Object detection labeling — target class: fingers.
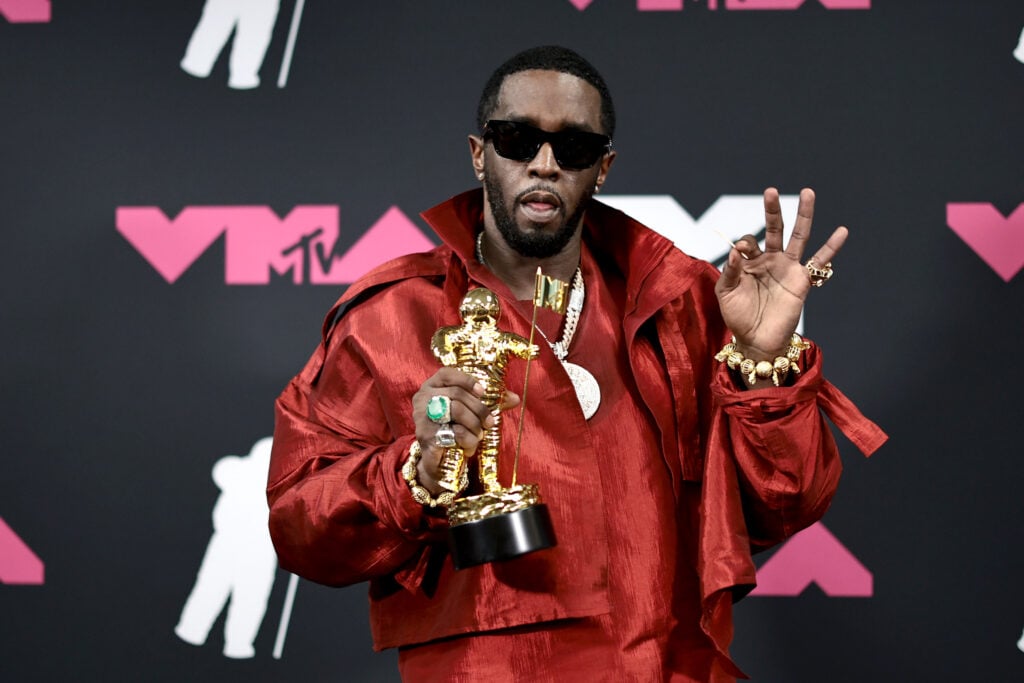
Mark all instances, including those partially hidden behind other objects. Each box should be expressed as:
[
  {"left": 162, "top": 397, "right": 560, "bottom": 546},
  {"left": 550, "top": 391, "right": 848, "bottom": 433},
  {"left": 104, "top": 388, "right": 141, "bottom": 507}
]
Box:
[
  {"left": 412, "top": 368, "right": 495, "bottom": 453},
  {"left": 716, "top": 232, "right": 761, "bottom": 293},
  {"left": 718, "top": 188, "right": 847, "bottom": 297},
  {"left": 785, "top": 188, "right": 815, "bottom": 260},
  {"left": 807, "top": 225, "right": 849, "bottom": 267},
  {"left": 763, "top": 187, "right": 784, "bottom": 253},
  {"left": 422, "top": 366, "right": 480, "bottom": 393},
  {"left": 734, "top": 235, "right": 762, "bottom": 260},
  {"left": 716, "top": 243, "right": 748, "bottom": 292}
]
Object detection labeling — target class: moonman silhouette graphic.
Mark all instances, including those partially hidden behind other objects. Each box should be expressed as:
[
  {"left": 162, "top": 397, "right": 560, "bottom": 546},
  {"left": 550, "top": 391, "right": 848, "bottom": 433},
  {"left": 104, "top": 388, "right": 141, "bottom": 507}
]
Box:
[
  {"left": 180, "top": 0, "right": 281, "bottom": 89},
  {"left": 175, "top": 437, "right": 278, "bottom": 658}
]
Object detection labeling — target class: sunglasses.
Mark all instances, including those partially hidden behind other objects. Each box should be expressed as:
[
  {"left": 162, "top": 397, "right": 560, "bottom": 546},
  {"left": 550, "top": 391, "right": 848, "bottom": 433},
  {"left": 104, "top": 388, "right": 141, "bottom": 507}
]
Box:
[{"left": 483, "top": 120, "right": 612, "bottom": 171}]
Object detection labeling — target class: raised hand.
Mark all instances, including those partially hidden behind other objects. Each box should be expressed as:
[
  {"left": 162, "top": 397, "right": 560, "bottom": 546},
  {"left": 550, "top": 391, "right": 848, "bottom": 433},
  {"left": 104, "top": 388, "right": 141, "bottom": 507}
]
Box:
[{"left": 714, "top": 187, "right": 848, "bottom": 363}]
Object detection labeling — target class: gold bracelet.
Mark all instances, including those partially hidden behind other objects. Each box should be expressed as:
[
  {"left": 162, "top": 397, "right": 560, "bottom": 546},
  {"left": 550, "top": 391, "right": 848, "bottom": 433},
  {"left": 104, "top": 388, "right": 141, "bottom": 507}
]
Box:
[
  {"left": 401, "top": 441, "right": 455, "bottom": 508},
  {"left": 714, "top": 334, "right": 811, "bottom": 386}
]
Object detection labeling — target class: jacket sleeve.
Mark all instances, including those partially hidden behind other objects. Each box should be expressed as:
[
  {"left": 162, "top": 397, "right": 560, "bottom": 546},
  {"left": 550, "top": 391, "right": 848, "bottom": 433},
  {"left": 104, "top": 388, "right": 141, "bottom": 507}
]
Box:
[
  {"left": 709, "top": 342, "right": 887, "bottom": 550},
  {"left": 266, "top": 307, "right": 446, "bottom": 589}
]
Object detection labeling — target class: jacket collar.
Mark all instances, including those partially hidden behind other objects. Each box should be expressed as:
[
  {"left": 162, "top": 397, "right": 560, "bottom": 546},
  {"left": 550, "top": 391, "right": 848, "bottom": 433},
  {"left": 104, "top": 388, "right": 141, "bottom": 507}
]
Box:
[{"left": 419, "top": 189, "right": 700, "bottom": 319}]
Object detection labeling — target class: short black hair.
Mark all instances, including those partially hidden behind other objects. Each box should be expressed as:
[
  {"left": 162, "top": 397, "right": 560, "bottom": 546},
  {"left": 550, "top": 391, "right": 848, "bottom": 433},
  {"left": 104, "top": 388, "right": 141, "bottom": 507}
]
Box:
[{"left": 476, "top": 46, "right": 616, "bottom": 138}]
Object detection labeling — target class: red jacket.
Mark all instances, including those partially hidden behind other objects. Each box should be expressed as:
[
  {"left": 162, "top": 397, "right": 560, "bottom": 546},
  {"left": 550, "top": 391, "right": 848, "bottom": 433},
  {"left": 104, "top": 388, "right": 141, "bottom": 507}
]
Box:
[{"left": 267, "top": 190, "right": 886, "bottom": 677}]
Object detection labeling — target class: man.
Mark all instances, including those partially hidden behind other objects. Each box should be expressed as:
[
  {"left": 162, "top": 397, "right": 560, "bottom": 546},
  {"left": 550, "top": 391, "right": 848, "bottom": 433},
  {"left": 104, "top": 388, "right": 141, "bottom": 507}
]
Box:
[{"left": 267, "top": 46, "right": 885, "bottom": 682}]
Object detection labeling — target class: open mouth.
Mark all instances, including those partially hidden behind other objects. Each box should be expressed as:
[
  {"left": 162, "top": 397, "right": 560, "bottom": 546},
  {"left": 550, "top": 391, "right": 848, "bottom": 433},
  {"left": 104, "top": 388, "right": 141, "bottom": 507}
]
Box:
[{"left": 518, "top": 190, "right": 562, "bottom": 223}]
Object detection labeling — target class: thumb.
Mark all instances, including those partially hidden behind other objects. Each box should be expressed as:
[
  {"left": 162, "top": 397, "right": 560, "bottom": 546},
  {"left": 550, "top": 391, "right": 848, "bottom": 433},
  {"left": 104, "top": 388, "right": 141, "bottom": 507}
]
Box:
[
  {"left": 717, "top": 247, "right": 745, "bottom": 293},
  {"left": 500, "top": 390, "right": 521, "bottom": 411}
]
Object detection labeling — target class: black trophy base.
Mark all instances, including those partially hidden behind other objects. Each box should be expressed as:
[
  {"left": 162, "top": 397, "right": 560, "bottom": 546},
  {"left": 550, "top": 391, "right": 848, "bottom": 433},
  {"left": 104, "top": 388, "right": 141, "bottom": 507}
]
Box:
[{"left": 447, "top": 504, "right": 556, "bottom": 570}]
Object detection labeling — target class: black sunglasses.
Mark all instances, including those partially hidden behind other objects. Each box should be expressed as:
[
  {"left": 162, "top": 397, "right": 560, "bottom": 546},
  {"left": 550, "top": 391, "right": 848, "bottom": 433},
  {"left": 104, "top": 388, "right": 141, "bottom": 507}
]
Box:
[{"left": 483, "top": 120, "right": 612, "bottom": 171}]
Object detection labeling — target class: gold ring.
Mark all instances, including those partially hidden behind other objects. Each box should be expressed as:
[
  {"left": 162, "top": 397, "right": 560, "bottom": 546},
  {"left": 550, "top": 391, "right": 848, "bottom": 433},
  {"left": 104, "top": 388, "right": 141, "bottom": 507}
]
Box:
[{"left": 805, "top": 259, "right": 834, "bottom": 287}]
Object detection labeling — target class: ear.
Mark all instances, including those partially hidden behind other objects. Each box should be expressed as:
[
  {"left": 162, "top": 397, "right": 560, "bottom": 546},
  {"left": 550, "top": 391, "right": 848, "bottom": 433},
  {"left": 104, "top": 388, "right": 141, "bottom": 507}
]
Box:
[
  {"left": 595, "top": 150, "right": 616, "bottom": 192},
  {"left": 468, "top": 134, "right": 486, "bottom": 181}
]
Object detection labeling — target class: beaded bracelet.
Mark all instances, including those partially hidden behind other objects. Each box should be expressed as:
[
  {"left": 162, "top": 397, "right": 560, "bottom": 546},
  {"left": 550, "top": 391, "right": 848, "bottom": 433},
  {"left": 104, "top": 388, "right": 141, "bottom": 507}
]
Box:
[
  {"left": 401, "top": 441, "right": 456, "bottom": 508},
  {"left": 714, "top": 334, "right": 811, "bottom": 386}
]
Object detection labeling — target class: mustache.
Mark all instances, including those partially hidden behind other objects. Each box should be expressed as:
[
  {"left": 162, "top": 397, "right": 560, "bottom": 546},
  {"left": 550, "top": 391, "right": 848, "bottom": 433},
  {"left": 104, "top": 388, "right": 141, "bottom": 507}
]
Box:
[{"left": 515, "top": 184, "right": 566, "bottom": 207}]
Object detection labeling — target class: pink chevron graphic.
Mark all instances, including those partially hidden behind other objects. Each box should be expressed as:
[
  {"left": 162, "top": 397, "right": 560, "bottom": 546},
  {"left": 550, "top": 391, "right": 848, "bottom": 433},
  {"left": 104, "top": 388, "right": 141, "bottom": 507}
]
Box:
[
  {"left": 0, "top": 0, "right": 50, "bottom": 22},
  {"left": 0, "top": 517, "right": 44, "bottom": 585},
  {"left": 117, "top": 207, "right": 227, "bottom": 284},
  {"left": 947, "top": 203, "right": 1024, "bottom": 282},
  {"left": 750, "top": 522, "right": 872, "bottom": 597},
  {"left": 567, "top": 0, "right": 595, "bottom": 9},
  {"left": 329, "top": 206, "right": 435, "bottom": 282}
]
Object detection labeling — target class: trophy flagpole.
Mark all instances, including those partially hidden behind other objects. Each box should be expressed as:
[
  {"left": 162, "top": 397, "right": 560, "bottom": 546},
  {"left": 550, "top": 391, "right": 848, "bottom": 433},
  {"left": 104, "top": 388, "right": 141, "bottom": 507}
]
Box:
[
  {"left": 276, "top": 0, "right": 306, "bottom": 88},
  {"left": 511, "top": 267, "right": 570, "bottom": 487},
  {"left": 511, "top": 268, "right": 543, "bottom": 488},
  {"left": 272, "top": 572, "right": 299, "bottom": 659}
]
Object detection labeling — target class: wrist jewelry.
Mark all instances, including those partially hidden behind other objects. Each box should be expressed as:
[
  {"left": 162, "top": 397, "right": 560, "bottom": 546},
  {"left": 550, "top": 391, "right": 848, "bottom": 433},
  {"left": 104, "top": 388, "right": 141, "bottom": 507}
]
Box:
[
  {"left": 714, "top": 334, "right": 811, "bottom": 386},
  {"left": 401, "top": 441, "right": 455, "bottom": 508}
]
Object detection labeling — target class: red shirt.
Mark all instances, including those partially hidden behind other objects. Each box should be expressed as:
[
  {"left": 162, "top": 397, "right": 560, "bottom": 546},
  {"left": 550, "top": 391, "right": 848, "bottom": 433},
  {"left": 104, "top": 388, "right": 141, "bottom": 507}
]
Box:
[{"left": 267, "top": 190, "right": 887, "bottom": 681}]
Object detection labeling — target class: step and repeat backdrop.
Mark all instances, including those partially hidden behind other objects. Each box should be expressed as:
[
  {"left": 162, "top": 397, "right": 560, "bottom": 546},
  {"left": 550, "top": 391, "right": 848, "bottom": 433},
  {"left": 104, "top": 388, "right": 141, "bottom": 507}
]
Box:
[{"left": 2, "top": 1, "right": 1023, "bottom": 681}]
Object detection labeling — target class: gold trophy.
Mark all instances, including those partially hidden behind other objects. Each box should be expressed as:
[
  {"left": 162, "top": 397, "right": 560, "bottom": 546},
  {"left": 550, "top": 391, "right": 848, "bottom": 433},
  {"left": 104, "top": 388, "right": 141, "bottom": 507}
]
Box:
[{"left": 429, "top": 272, "right": 568, "bottom": 569}]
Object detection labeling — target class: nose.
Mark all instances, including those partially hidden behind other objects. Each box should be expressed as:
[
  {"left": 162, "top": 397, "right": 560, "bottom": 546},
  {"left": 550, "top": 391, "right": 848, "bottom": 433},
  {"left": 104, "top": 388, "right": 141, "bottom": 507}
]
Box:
[{"left": 526, "top": 142, "right": 560, "bottom": 180}]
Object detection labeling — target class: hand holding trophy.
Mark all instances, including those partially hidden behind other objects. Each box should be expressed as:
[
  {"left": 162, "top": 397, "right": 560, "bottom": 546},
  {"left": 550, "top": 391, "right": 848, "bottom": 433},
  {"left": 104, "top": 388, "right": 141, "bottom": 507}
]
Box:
[{"left": 427, "top": 273, "right": 568, "bottom": 569}]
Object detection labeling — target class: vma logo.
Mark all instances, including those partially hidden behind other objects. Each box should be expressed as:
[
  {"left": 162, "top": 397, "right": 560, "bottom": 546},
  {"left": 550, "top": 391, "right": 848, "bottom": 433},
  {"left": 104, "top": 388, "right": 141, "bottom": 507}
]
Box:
[
  {"left": 0, "top": 0, "right": 50, "bottom": 22},
  {"left": 569, "top": 0, "right": 869, "bottom": 12},
  {"left": 946, "top": 202, "right": 1024, "bottom": 282},
  {"left": 116, "top": 205, "right": 434, "bottom": 285}
]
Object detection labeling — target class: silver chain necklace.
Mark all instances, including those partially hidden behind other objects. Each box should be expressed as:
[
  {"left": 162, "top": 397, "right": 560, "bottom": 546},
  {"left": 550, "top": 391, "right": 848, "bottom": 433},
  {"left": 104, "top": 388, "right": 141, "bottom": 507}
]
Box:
[{"left": 475, "top": 231, "right": 601, "bottom": 419}]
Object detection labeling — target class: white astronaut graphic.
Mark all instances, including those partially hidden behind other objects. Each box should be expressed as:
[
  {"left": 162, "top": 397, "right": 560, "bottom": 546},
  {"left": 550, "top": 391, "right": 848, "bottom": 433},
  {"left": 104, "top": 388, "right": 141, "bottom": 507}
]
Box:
[
  {"left": 175, "top": 437, "right": 279, "bottom": 659},
  {"left": 1014, "top": 27, "right": 1024, "bottom": 64},
  {"left": 180, "top": 0, "right": 282, "bottom": 89}
]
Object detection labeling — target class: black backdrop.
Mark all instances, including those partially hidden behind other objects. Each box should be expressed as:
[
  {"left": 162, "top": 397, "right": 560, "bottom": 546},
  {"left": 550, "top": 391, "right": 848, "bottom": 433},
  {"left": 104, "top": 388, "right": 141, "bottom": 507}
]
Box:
[{"left": 2, "top": 1, "right": 1024, "bottom": 681}]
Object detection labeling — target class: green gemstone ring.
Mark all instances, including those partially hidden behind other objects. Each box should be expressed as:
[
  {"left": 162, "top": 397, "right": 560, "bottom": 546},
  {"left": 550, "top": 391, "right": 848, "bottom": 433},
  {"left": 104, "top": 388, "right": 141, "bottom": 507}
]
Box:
[{"left": 426, "top": 395, "right": 451, "bottom": 424}]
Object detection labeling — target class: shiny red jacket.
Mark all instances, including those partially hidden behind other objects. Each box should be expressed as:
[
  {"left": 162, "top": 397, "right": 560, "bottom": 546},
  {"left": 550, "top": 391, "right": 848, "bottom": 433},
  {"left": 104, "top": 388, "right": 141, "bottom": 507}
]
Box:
[{"left": 267, "top": 190, "right": 886, "bottom": 676}]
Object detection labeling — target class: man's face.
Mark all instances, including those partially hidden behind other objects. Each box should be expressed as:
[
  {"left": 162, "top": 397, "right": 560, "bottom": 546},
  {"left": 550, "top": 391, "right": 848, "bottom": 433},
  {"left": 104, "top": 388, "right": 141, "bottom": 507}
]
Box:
[{"left": 470, "top": 70, "right": 615, "bottom": 259}]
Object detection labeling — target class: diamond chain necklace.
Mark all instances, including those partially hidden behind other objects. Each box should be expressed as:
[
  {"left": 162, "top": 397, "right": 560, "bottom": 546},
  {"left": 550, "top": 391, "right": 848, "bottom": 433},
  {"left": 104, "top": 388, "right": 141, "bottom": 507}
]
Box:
[{"left": 475, "top": 231, "right": 584, "bottom": 360}]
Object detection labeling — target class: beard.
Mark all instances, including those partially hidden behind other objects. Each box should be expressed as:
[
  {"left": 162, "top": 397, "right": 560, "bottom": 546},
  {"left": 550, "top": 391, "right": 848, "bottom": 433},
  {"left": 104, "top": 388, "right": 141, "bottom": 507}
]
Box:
[{"left": 483, "top": 172, "right": 593, "bottom": 259}]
